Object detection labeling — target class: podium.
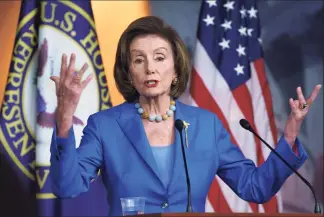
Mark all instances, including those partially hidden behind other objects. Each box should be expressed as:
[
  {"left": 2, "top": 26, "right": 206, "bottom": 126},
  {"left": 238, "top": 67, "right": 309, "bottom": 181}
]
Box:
[{"left": 118, "top": 213, "right": 323, "bottom": 217}]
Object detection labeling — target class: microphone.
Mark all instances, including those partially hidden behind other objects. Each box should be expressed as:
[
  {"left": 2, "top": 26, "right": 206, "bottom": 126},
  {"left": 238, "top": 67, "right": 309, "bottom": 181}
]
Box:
[
  {"left": 239, "top": 118, "right": 321, "bottom": 214},
  {"left": 175, "top": 119, "right": 193, "bottom": 212}
]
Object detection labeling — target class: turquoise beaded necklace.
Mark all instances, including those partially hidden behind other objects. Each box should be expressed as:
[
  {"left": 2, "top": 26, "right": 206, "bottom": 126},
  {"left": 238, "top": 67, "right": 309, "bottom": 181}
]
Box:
[{"left": 135, "top": 100, "right": 176, "bottom": 122}]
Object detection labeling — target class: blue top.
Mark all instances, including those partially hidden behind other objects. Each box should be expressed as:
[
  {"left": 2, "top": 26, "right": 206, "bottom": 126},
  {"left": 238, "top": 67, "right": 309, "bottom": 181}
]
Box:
[
  {"left": 151, "top": 144, "right": 175, "bottom": 189},
  {"left": 50, "top": 100, "right": 308, "bottom": 216}
]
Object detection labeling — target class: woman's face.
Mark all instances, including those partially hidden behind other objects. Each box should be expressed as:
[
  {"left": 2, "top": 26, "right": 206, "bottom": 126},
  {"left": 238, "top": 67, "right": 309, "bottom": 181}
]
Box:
[{"left": 129, "top": 34, "right": 176, "bottom": 99}]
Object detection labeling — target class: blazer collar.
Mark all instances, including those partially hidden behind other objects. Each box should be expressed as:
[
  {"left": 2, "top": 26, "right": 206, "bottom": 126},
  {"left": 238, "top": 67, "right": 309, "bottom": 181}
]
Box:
[{"left": 116, "top": 100, "right": 197, "bottom": 190}]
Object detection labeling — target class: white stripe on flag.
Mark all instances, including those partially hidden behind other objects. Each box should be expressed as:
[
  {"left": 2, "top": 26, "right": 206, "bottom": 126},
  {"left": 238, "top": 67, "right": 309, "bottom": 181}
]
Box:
[
  {"left": 249, "top": 62, "right": 282, "bottom": 212},
  {"left": 205, "top": 196, "right": 215, "bottom": 213},
  {"left": 247, "top": 63, "right": 274, "bottom": 157},
  {"left": 193, "top": 40, "right": 258, "bottom": 164},
  {"left": 216, "top": 176, "right": 253, "bottom": 212},
  {"left": 192, "top": 40, "right": 259, "bottom": 212}
]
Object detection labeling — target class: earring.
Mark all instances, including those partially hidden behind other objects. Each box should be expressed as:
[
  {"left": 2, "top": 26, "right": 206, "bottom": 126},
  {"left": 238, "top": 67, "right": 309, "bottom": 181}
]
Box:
[
  {"left": 172, "top": 77, "right": 178, "bottom": 85},
  {"left": 126, "top": 79, "right": 133, "bottom": 85}
]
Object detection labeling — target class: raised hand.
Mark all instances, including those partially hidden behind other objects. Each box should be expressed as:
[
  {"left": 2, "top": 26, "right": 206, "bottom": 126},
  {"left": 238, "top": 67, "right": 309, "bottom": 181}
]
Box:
[
  {"left": 50, "top": 53, "right": 93, "bottom": 137},
  {"left": 284, "top": 85, "right": 322, "bottom": 146}
]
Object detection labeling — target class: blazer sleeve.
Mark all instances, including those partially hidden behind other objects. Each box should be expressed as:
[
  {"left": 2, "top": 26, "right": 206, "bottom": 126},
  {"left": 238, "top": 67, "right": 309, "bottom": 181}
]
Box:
[
  {"left": 50, "top": 114, "right": 104, "bottom": 198},
  {"left": 214, "top": 115, "right": 308, "bottom": 203}
]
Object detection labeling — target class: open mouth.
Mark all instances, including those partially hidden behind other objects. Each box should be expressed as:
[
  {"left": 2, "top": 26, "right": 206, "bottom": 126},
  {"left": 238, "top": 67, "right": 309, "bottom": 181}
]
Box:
[
  {"left": 145, "top": 80, "right": 159, "bottom": 87},
  {"left": 145, "top": 80, "right": 158, "bottom": 85}
]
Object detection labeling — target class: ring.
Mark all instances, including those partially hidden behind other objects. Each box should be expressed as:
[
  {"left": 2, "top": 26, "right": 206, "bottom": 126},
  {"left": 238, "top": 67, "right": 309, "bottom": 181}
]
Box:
[
  {"left": 300, "top": 103, "right": 308, "bottom": 109},
  {"left": 74, "top": 76, "right": 81, "bottom": 84}
]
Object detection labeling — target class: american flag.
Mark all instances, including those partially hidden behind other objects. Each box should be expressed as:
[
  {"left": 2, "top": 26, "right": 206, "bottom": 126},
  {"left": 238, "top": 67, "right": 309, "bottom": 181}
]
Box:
[{"left": 183, "top": 0, "right": 281, "bottom": 213}]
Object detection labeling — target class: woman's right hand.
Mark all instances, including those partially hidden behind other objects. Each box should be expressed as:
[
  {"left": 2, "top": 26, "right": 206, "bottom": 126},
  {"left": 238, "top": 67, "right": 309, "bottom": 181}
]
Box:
[{"left": 50, "top": 53, "right": 93, "bottom": 137}]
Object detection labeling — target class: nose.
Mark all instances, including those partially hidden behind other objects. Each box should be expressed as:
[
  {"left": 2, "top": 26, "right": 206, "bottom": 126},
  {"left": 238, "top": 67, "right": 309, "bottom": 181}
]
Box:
[
  {"left": 146, "top": 59, "right": 155, "bottom": 75},
  {"left": 146, "top": 69, "right": 154, "bottom": 75}
]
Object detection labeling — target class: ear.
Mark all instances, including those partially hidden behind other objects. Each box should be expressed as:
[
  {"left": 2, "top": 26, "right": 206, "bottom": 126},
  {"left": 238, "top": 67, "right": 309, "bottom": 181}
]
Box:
[
  {"left": 127, "top": 71, "right": 134, "bottom": 84},
  {"left": 128, "top": 70, "right": 133, "bottom": 79},
  {"left": 172, "top": 71, "right": 177, "bottom": 80}
]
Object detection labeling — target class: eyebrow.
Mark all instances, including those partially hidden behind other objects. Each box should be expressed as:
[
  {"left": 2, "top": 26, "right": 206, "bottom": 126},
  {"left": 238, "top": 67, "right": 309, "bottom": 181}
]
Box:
[
  {"left": 154, "top": 47, "right": 168, "bottom": 52},
  {"left": 130, "top": 47, "right": 168, "bottom": 53}
]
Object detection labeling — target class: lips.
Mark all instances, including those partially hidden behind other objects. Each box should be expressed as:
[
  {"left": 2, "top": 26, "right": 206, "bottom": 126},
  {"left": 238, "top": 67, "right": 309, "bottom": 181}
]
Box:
[
  {"left": 145, "top": 80, "right": 157, "bottom": 84},
  {"left": 144, "top": 80, "right": 159, "bottom": 87}
]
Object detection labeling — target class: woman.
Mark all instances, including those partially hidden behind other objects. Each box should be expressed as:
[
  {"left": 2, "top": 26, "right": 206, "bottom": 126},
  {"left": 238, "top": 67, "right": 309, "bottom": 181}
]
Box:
[{"left": 50, "top": 16, "right": 321, "bottom": 216}]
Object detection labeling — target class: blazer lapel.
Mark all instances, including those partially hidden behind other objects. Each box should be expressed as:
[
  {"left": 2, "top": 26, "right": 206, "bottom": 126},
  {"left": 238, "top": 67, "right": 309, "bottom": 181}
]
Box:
[
  {"left": 168, "top": 101, "right": 196, "bottom": 193},
  {"left": 116, "top": 104, "right": 161, "bottom": 181},
  {"left": 115, "top": 101, "right": 197, "bottom": 193}
]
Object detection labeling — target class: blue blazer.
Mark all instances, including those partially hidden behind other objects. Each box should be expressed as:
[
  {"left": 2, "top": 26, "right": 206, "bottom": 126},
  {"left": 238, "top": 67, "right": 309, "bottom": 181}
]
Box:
[{"left": 50, "top": 100, "right": 307, "bottom": 216}]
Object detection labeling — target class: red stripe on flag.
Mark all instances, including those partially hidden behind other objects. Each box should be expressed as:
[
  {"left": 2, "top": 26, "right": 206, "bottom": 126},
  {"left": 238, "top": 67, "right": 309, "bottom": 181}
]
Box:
[
  {"left": 232, "top": 84, "right": 278, "bottom": 212},
  {"left": 231, "top": 85, "right": 264, "bottom": 166},
  {"left": 253, "top": 59, "right": 278, "bottom": 144},
  {"left": 253, "top": 59, "right": 279, "bottom": 212},
  {"left": 190, "top": 68, "right": 232, "bottom": 213},
  {"left": 232, "top": 84, "right": 278, "bottom": 213},
  {"left": 190, "top": 68, "right": 258, "bottom": 213},
  {"left": 190, "top": 69, "right": 237, "bottom": 145},
  {"left": 208, "top": 177, "right": 232, "bottom": 213}
]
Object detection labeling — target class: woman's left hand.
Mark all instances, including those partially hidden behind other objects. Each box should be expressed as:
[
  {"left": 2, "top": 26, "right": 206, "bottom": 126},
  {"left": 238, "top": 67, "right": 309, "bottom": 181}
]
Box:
[{"left": 284, "top": 85, "right": 322, "bottom": 147}]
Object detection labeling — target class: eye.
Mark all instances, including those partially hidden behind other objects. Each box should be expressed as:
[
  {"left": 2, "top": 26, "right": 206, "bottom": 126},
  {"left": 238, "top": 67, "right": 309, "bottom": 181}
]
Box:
[
  {"left": 156, "top": 56, "right": 165, "bottom": 62},
  {"left": 134, "top": 58, "right": 144, "bottom": 64}
]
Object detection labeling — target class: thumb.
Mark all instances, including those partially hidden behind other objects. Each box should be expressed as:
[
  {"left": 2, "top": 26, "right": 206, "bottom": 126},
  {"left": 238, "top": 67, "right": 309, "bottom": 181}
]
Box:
[
  {"left": 50, "top": 76, "right": 60, "bottom": 84},
  {"left": 50, "top": 76, "right": 60, "bottom": 95}
]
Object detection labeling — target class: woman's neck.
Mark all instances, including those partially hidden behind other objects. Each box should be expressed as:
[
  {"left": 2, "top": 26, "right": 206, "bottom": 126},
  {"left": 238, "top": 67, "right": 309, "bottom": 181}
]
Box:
[{"left": 139, "top": 95, "right": 171, "bottom": 115}]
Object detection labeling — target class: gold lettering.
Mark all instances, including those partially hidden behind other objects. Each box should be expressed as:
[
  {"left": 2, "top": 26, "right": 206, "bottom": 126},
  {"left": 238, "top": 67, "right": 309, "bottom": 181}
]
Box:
[
  {"left": 2, "top": 104, "right": 20, "bottom": 120},
  {"left": 29, "top": 160, "right": 36, "bottom": 170},
  {"left": 4, "top": 89, "right": 20, "bottom": 104},
  {"left": 6, "top": 118, "right": 24, "bottom": 138},
  {"left": 92, "top": 50, "right": 104, "bottom": 70},
  {"left": 36, "top": 169, "right": 50, "bottom": 190},
  {"left": 98, "top": 71, "right": 107, "bottom": 87},
  {"left": 10, "top": 25, "right": 37, "bottom": 74},
  {"left": 40, "top": 2, "right": 57, "bottom": 23},
  {"left": 60, "top": 11, "right": 77, "bottom": 32},
  {"left": 13, "top": 25, "right": 37, "bottom": 61},
  {"left": 13, "top": 133, "right": 35, "bottom": 157},
  {"left": 7, "top": 72, "right": 22, "bottom": 88},
  {"left": 80, "top": 29, "right": 98, "bottom": 55},
  {"left": 100, "top": 88, "right": 110, "bottom": 110},
  {"left": 14, "top": 38, "right": 33, "bottom": 61},
  {"left": 24, "top": 24, "right": 38, "bottom": 46},
  {"left": 98, "top": 71, "right": 111, "bottom": 110},
  {"left": 11, "top": 56, "right": 26, "bottom": 74},
  {"left": 100, "top": 88, "right": 110, "bottom": 102},
  {"left": 101, "top": 100, "right": 110, "bottom": 110}
]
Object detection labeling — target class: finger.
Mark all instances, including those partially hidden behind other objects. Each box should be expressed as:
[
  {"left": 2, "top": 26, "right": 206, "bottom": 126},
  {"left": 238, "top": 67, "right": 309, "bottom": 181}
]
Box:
[
  {"left": 76, "top": 63, "right": 89, "bottom": 80},
  {"left": 296, "top": 86, "right": 306, "bottom": 105},
  {"left": 66, "top": 53, "right": 76, "bottom": 82},
  {"left": 289, "top": 98, "right": 298, "bottom": 112},
  {"left": 60, "top": 54, "right": 67, "bottom": 82},
  {"left": 50, "top": 76, "right": 60, "bottom": 84},
  {"left": 294, "top": 99, "right": 300, "bottom": 110},
  {"left": 81, "top": 73, "right": 93, "bottom": 89},
  {"left": 307, "top": 84, "right": 322, "bottom": 106},
  {"left": 50, "top": 76, "right": 60, "bottom": 96}
]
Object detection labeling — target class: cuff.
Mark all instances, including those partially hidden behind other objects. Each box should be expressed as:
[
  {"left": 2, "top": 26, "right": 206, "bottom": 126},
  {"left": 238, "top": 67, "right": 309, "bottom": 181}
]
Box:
[
  {"left": 51, "top": 125, "right": 76, "bottom": 160},
  {"left": 275, "top": 135, "right": 308, "bottom": 170}
]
